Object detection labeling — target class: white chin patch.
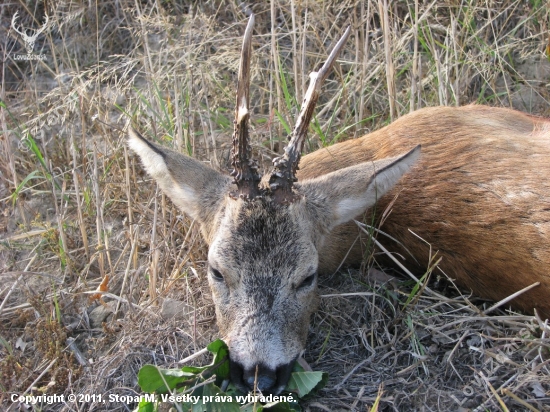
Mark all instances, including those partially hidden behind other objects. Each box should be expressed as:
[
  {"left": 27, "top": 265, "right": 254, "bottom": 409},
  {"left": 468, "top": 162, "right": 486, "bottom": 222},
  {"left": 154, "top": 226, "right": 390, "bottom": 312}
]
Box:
[{"left": 230, "top": 336, "right": 294, "bottom": 370}]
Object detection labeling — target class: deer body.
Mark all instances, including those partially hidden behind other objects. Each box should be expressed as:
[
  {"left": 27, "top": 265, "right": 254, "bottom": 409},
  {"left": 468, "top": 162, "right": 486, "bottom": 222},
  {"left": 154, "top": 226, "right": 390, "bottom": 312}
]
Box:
[
  {"left": 129, "top": 16, "right": 550, "bottom": 396},
  {"left": 299, "top": 105, "right": 550, "bottom": 317}
]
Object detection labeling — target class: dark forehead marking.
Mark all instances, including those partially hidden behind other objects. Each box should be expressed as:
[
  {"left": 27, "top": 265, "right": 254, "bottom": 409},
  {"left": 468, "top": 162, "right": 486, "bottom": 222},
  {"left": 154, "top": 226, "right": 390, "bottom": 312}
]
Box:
[{"left": 228, "top": 199, "right": 303, "bottom": 271}]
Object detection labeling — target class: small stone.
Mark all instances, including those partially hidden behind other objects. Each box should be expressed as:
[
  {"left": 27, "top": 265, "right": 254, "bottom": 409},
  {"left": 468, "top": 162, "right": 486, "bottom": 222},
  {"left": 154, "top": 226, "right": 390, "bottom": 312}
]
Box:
[
  {"left": 161, "top": 298, "right": 192, "bottom": 320},
  {"left": 89, "top": 302, "right": 116, "bottom": 328}
]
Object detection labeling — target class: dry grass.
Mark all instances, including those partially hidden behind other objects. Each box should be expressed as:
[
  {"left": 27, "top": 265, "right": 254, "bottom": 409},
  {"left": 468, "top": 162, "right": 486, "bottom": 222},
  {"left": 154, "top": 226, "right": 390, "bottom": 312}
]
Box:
[{"left": 1, "top": 0, "right": 549, "bottom": 411}]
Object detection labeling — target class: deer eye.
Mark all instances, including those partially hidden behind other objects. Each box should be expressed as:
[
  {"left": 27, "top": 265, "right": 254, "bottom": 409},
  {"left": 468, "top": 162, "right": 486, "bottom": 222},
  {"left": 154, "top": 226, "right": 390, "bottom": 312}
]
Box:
[
  {"left": 297, "top": 272, "right": 317, "bottom": 291},
  {"left": 209, "top": 267, "right": 224, "bottom": 282}
]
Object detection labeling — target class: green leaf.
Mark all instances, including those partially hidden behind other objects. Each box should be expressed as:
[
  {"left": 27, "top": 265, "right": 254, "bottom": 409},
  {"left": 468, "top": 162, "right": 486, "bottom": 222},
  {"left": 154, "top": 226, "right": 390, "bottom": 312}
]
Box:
[
  {"left": 206, "top": 339, "right": 226, "bottom": 354},
  {"left": 274, "top": 109, "right": 292, "bottom": 135},
  {"left": 134, "top": 400, "right": 156, "bottom": 412},
  {"left": 207, "top": 339, "right": 230, "bottom": 379},
  {"left": 137, "top": 340, "right": 322, "bottom": 412},
  {"left": 137, "top": 365, "right": 196, "bottom": 393},
  {"left": 0, "top": 335, "right": 13, "bottom": 356},
  {"left": 223, "top": 382, "right": 244, "bottom": 397},
  {"left": 11, "top": 170, "right": 44, "bottom": 206},
  {"left": 23, "top": 133, "right": 48, "bottom": 171},
  {"left": 202, "top": 383, "right": 241, "bottom": 412},
  {"left": 262, "top": 401, "right": 299, "bottom": 411},
  {"left": 285, "top": 371, "right": 328, "bottom": 398},
  {"left": 239, "top": 404, "right": 263, "bottom": 412},
  {"left": 181, "top": 365, "right": 210, "bottom": 374}
]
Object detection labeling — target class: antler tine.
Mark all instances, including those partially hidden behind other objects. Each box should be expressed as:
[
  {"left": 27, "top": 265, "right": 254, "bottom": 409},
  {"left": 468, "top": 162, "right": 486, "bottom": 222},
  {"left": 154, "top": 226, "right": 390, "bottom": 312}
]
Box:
[
  {"left": 11, "top": 12, "right": 25, "bottom": 37},
  {"left": 230, "top": 14, "right": 262, "bottom": 200},
  {"left": 269, "top": 26, "right": 351, "bottom": 204},
  {"left": 35, "top": 14, "right": 49, "bottom": 35}
]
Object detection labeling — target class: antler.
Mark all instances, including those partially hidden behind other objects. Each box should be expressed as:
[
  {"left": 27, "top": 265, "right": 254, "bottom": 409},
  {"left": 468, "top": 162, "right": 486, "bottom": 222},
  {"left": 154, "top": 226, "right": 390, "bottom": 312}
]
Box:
[
  {"left": 11, "top": 12, "right": 49, "bottom": 37},
  {"left": 269, "top": 26, "right": 351, "bottom": 204},
  {"left": 11, "top": 12, "right": 26, "bottom": 37},
  {"left": 230, "top": 14, "right": 262, "bottom": 200},
  {"left": 34, "top": 14, "right": 49, "bottom": 36}
]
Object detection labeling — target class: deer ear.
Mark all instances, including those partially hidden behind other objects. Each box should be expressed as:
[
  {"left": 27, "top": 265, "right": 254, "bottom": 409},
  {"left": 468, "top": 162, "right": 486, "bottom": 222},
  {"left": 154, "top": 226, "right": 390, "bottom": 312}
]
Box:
[
  {"left": 127, "top": 128, "right": 232, "bottom": 225},
  {"left": 297, "top": 145, "right": 420, "bottom": 231}
]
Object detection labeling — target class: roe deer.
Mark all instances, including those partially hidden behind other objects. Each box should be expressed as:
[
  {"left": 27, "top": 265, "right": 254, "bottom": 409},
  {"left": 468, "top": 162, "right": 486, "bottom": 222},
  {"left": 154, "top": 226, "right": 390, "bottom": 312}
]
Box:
[{"left": 128, "top": 15, "right": 550, "bottom": 394}]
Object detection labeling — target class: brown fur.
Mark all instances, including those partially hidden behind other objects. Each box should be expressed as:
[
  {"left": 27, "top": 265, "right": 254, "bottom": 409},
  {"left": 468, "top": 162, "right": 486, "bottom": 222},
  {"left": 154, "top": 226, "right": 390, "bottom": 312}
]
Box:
[
  {"left": 128, "top": 126, "right": 419, "bottom": 394},
  {"left": 299, "top": 105, "right": 550, "bottom": 318}
]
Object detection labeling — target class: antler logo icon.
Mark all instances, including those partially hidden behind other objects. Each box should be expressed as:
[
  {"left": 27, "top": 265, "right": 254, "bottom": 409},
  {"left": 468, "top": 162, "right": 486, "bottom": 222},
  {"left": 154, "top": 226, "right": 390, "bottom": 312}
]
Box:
[{"left": 11, "top": 12, "right": 49, "bottom": 54}]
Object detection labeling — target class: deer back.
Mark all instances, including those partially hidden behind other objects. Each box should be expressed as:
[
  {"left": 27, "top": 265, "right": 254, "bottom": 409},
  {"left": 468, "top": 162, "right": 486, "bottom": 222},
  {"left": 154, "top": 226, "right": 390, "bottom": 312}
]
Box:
[{"left": 299, "top": 104, "right": 550, "bottom": 318}]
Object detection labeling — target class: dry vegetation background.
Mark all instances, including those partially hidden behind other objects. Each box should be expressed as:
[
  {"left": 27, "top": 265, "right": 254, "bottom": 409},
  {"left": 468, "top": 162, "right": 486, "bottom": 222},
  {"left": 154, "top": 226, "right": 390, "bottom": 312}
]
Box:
[{"left": 1, "top": 0, "right": 550, "bottom": 411}]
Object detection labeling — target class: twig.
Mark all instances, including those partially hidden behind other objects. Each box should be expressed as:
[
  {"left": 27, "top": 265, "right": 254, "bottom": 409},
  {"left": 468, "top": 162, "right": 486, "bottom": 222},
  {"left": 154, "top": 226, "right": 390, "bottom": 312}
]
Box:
[
  {"left": 23, "top": 358, "right": 57, "bottom": 395},
  {"left": 177, "top": 348, "right": 208, "bottom": 365},
  {"left": 0, "top": 253, "right": 37, "bottom": 315},
  {"left": 66, "top": 337, "right": 89, "bottom": 368},
  {"left": 501, "top": 389, "right": 541, "bottom": 412},
  {"left": 483, "top": 282, "right": 540, "bottom": 315}
]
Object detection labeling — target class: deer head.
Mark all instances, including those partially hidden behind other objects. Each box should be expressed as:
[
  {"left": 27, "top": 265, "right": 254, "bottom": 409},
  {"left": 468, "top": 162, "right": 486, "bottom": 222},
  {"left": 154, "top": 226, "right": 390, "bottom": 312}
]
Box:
[
  {"left": 128, "top": 15, "right": 420, "bottom": 394},
  {"left": 11, "top": 12, "right": 49, "bottom": 54}
]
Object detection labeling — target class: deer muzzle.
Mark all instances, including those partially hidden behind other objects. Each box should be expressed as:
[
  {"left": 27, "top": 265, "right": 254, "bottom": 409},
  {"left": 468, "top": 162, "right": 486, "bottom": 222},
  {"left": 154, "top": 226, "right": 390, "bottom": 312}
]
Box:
[{"left": 229, "top": 357, "right": 296, "bottom": 395}]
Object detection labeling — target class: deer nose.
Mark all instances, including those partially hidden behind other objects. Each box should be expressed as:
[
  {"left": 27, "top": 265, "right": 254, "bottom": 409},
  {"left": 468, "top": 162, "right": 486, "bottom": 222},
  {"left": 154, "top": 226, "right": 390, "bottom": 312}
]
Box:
[
  {"left": 230, "top": 358, "right": 296, "bottom": 395},
  {"left": 243, "top": 366, "right": 276, "bottom": 392}
]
